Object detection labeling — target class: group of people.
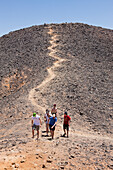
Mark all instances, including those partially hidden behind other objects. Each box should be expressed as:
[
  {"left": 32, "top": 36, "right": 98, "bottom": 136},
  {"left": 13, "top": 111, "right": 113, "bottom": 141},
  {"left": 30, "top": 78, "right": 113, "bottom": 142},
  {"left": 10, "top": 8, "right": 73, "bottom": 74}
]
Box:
[{"left": 31, "top": 104, "right": 71, "bottom": 140}]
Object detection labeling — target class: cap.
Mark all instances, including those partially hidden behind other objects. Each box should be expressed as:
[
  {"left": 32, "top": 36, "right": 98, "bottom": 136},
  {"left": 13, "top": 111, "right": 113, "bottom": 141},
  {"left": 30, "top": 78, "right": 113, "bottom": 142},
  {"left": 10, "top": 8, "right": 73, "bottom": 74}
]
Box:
[
  {"left": 64, "top": 112, "right": 67, "bottom": 115},
  {"left": 52, "top": 114, "right": 56, "bottom": 117},
  {"left": 33, "top": 112, "right": 36, "bottom": 117},
  {"left": 53, "top": 104, "right": 56, "bottom": 106}
]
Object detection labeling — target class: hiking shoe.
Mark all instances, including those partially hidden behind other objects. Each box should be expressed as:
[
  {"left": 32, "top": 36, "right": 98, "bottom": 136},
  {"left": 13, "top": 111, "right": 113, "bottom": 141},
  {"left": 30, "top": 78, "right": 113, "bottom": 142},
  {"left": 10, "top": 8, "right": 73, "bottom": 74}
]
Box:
[{"left": 62, "top": 133, "right": 66, "bottom": 137}]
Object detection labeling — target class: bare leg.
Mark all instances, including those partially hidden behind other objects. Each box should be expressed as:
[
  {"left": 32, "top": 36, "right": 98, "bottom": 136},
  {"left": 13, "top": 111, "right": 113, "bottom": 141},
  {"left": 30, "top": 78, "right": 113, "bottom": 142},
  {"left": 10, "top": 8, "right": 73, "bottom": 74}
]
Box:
[
  {"left": 50, "top": 130, "right": 52, "bottom": 138},
  {"left": 67, "top": 130, "right": 69, "bottom": 138},
  {"left": 46, "top": 123, "right": 49, "bottom": 135},
  {"left": 50, "top": 130, "right": 54, "bottom": 139},
  {"left": 64, "top": 129, "right": 66, "bottom": 134},
  {"left": 37, "top": 130, "right": 39, "bottom": 139},
  {"left": 63, "top": 127, "right": 66, "bottom": 136},
  {"left": 32, "top": 129, "right": 34, "bottom": 138},
  {"left": 52, "top": 130, "right": 54, "bottom": 139}
]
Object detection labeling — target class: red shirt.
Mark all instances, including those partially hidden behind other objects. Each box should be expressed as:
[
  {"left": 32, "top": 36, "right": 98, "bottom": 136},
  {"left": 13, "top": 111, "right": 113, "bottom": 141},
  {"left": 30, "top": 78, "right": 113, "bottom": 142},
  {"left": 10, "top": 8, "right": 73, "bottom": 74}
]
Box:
[{"left": 64, "top": 115, "right": 71, "bottom": 125}]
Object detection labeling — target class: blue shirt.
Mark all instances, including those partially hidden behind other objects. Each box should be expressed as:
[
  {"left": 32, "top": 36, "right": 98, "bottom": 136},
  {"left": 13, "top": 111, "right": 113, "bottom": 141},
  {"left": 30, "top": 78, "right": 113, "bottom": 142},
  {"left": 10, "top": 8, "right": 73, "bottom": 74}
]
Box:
[{"left": 49, "top": 117, "right": 57, "bottom": 126}]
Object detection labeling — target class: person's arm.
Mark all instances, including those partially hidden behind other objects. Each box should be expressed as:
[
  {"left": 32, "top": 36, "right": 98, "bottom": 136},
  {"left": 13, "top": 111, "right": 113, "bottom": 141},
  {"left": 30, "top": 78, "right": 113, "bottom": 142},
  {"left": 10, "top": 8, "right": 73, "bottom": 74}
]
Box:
[
  {"left": 55, "top": 108, "right": 57, "bottom": 117},
  {"left": 56, "top": 108, "right": 57, "bottom": 113},
  {"left": 52, "top": 122, "right": 57, "bottom": 128},
  {"left": 48, "top": 113, "right": 51, "bottom": 118},
  {"left": 44, "top": 115, "right": 46, "bottom": 122},
  {"left": 51, "top": 118, "right": 57, "bottom": 128},
  {"left": 40, "top": 118, "right": 42, "bottom": 127},
  {"left": 47, "top": 117, "right": 50, "bottom": 124},
  {"left": 68, "top": 117, "right": 71, "bottom": 125}
]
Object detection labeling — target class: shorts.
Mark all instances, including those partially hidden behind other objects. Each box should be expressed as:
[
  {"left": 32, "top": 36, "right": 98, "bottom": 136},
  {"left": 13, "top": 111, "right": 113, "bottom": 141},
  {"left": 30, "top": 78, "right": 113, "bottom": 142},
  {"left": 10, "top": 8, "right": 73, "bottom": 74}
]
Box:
[
  {"left": 49, "top": 124, "right": 55, "bottom": 131},
  {"left": 63, "top": 124, "right": 69, "bottom": 131},
  {"left": 32, "top": 124, "right": 40, "bottom": 131}
]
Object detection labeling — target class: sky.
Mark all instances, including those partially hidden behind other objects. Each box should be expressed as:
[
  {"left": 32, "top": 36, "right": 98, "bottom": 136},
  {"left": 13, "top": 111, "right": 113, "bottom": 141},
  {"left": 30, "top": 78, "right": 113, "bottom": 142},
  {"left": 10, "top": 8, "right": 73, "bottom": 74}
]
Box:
[{"left": 0, "top": 0, "right": 113, "bottom": 36}]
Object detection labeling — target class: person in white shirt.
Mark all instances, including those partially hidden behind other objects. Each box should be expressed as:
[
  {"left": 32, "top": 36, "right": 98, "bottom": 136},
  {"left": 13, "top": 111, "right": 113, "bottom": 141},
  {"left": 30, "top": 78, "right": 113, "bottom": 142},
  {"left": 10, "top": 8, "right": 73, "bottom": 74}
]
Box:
[
  {"left": 44, "top": 109, "right": 50, "bottom": 136},
  {"left": 31, "top": 112, "right": 41, "bottom": 139}
]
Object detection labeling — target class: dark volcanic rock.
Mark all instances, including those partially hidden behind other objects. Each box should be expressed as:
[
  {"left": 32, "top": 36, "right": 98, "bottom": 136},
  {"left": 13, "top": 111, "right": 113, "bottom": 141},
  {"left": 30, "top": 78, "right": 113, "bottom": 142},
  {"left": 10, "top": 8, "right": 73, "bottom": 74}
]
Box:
[
  {"left": 40, "top": 23, "right": 113, "bottom": 134},
  {"left": 0, "top": 24, "right": 55, "bottom": 137},
  {"left": 0, "top": 23, "right": 113, "bottom": 160}
]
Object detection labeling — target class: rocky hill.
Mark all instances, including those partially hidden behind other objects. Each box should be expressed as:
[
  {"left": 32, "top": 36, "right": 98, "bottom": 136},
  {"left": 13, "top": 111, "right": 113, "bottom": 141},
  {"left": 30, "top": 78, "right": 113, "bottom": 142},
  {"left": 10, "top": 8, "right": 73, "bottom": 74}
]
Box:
[{"left": 0, "top": 23, "right": 113, "bottom": 169}]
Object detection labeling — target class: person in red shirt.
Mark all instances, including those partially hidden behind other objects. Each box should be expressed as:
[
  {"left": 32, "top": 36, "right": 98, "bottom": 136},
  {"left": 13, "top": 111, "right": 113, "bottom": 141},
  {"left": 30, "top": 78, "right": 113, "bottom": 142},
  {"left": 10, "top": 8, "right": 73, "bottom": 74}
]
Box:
[{"left": 63, "top": 112, "right": 71, "bottom": 138}]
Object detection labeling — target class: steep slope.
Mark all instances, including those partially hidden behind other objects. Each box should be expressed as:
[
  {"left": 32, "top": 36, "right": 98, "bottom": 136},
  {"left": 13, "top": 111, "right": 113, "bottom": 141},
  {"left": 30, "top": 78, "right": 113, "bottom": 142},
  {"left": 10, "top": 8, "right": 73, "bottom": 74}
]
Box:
[
  {"left": 0, "top": 24, "right": 55, "bottom": 136},
  {"left": 37, "top": 23, "right": 113, "bottom": 134},
  {"left": 0, "top": 23, "right": 113, "bottom": 169},
  {"left": 27, "top": 23, "right": 113, "bottom": 134}
]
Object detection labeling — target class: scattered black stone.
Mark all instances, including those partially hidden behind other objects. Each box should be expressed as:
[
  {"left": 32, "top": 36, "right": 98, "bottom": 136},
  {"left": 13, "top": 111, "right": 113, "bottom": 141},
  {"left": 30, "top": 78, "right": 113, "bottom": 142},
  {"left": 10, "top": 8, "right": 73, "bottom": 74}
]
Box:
[
  {"left": 47, "top": 160, "right": 52, "bottom": 163},
  {"left": 42, "top": 164, "right": 46, "bottom": 168}
]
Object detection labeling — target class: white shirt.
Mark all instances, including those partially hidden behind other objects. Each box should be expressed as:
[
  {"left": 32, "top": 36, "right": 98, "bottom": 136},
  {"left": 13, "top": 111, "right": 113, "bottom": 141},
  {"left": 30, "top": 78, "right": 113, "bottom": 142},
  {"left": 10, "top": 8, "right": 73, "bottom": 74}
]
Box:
[
  {"left": 45, "top": 113, "right": 50, "bottom": 123},
  {"left": 32, "top": 115, "right": 40, "bottom": 125}
]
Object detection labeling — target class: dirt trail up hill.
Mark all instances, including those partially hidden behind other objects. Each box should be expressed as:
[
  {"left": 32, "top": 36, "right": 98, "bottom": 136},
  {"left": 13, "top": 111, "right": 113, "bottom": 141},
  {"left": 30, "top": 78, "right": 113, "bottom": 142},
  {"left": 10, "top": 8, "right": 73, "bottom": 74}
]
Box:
[
  {"left": 29, "top": 27, "right": 66, "bottom": 113},
  {"left": 0, "top": 24, "right": 113, "bottom": 169}
]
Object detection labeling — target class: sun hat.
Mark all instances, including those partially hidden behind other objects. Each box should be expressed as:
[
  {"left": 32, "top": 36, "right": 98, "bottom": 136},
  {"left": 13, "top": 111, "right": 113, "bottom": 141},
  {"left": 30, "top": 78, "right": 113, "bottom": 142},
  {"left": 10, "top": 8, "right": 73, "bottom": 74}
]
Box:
[{"left": 33, "top": 112, "right": 36, "bottom": 117}]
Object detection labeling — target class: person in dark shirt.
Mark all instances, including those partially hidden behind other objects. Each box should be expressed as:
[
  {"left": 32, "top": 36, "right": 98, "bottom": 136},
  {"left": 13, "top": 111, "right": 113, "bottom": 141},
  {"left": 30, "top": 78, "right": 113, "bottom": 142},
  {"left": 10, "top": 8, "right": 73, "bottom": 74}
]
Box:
[{"left": 63, "top": 112, "right": 71, "bottom": 138}]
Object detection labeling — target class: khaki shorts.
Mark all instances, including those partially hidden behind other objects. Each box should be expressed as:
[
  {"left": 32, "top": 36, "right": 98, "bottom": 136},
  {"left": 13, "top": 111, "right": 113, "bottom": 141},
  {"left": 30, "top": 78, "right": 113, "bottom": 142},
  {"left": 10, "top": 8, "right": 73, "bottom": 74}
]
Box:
[{"left": 32, "top": 124, "right": 40, "bottom": 131}]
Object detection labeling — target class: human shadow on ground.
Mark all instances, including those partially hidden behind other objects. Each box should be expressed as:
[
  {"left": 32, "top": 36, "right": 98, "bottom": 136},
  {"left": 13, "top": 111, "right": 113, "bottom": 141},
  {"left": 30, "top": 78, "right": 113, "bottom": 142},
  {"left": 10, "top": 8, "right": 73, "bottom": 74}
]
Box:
[
  {"left": 41, "top": 134, "right": 49, "bottom": 137},
  {"left": 41, "top": 130, "right": 46, "bottom": 133}
]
